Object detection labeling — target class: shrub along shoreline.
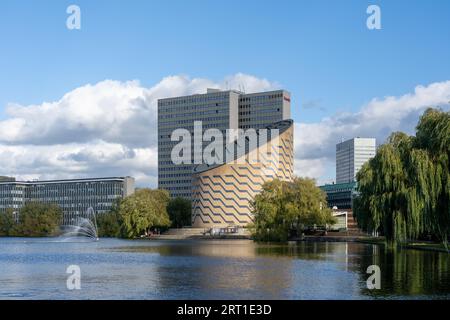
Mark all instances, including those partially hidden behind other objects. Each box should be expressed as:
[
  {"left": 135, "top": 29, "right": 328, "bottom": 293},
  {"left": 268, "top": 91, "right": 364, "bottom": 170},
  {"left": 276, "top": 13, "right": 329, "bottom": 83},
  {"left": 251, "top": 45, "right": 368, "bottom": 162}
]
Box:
[{"left": 0, "top": 189, "right": 193, "bottom": 239}]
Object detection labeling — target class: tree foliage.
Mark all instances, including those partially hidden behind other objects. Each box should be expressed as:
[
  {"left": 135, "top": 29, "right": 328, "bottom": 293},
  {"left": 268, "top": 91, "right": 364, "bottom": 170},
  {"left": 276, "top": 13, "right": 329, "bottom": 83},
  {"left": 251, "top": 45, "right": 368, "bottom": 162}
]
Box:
[
  {"left": 0, "top": 209, "right": 17, "bottom": 236},
  {"left": 0, "top": 202, "right": 62, "bottom": 237},
  {"left": 97, "top": 199, "right": 122, "bottom": 237},
  {"left": 354, "top": 108, "right": 450, "bottom": 245},
  {"left": 18, "top": 202, "right": 62, "bottom": 236},
  {"left": 251, "top": 177, "right": 336, "bottom": 242},
  {"left": 167, "top": 197, "right": 192, "bottom": 228},
  {"left": 118, "top": 188, "right": 171, "bottom": 238}
]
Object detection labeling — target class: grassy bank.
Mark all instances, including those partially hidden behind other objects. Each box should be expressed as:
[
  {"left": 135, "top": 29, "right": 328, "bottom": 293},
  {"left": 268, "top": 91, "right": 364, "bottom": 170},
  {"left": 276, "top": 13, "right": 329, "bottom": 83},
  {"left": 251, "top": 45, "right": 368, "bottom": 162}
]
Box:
[{"left": 356, "top": 237, "right": 450, "bottom": 253}]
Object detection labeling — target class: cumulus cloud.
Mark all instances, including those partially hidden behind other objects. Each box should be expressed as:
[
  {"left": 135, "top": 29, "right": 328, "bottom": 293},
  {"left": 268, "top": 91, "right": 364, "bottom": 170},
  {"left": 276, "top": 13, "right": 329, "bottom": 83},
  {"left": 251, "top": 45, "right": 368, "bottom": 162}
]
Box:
[
  {"left": 294, "top": 81, "right": 450, "bottom": 184},
  {"left": 1, "top": 73, "right": 449, "bottom": 187},
  {"left": 0, "top": 73, "right": 278, "bottom": 186}
]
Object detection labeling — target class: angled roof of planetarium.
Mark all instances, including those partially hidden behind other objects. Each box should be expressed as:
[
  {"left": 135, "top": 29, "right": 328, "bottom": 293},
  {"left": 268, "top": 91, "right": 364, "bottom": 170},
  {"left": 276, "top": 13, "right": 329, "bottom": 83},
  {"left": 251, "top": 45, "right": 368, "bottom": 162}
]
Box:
[{"left": 193, "top": 119, "right": 293, "bottom": 174}]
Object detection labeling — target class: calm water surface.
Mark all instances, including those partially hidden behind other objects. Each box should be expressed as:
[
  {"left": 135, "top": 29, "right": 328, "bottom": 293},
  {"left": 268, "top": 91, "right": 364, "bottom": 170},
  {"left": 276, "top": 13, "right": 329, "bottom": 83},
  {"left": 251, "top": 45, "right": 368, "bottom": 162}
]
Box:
[{"left": 0, "top": 238, "right": 449, "bottom": 300}]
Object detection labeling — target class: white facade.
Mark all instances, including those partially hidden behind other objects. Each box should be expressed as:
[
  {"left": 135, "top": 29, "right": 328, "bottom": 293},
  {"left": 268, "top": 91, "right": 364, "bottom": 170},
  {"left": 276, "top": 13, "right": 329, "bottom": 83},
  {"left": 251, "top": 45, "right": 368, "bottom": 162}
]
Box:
[{"left": 336, "top": 138, "right": 376, "bottom": 184}]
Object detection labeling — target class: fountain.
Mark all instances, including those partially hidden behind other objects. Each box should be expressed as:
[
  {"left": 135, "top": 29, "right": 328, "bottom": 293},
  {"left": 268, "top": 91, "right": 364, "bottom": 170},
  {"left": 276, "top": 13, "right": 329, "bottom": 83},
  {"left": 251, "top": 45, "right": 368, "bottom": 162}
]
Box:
[{"left": 60, "top": 207, "right": 99, "bottom": 241}]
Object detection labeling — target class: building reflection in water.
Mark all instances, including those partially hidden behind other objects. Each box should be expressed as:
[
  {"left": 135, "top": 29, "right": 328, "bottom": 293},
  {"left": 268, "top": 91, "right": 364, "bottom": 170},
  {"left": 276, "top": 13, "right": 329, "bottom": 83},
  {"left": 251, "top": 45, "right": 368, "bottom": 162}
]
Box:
[
  {"left": 114, "top": 240, "right": 450, "bottom": 299},
  {"left": 356, "top": 244, "right": 450, "bottom": 298},
  {"left": 120, "top": 240, "right": 364, "bottom": 299}
]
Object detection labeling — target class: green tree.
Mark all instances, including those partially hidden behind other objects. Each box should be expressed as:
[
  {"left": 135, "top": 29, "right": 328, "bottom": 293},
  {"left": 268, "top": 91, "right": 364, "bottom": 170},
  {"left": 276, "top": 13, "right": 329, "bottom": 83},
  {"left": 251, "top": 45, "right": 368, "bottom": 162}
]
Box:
[
  {"left": 167, "top": 197, "right": 192, "bottom": 228},
  {"left": 0, "top": 209, "right": 18, "bottom": 236},
  {"left": 16, "top": 202, "right": 62, "bottom": 237},
  {"left": 97, "top": 199, "right": 122, "bottom": 237},
  {"left": 251, "top": 177, "right": 336, "bottom": 242},
  {"left": 289, "top": 177, "right": 337, "bottom": 229},
  {"left": 119, "top": 188, "right": 171, "bottom": 238},
  {"left": 413, "top": 108, "right": 450, "bottom": 244},
  {"left": 354, "top": 108, "right": 450, "bottom": 245}
]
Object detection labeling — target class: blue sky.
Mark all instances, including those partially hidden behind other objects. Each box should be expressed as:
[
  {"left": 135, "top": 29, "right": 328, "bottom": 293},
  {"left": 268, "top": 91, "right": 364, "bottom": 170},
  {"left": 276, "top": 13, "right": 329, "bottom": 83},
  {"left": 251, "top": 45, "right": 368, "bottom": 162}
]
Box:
[
  {"left": 2, "top": 0, "right": 449, "bottom": 120},
  {"left": 0, "top": 0, "right": 449, "bottom": 185}
]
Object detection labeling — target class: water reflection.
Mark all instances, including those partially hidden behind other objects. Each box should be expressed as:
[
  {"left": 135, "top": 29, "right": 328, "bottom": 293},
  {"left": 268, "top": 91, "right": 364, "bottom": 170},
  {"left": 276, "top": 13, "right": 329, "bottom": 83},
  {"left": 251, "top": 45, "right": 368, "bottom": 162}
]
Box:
[
  {"left": 111, "top": 240, "right": 450, "bottom": 299},
  {"left": 0, "top": 238, "right": 449, "bottom": 299},
  {"left": 357, "top": 245, "right": 450, "bottom": 298}
]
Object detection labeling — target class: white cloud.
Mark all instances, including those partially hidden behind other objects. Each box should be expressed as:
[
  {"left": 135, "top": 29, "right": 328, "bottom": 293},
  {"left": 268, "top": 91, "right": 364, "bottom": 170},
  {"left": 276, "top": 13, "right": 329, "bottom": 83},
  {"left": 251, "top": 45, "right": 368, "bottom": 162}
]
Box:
[
  {"left": 0, "top": 73, "right": 278, "bottom": 186},
  {"left": 0, "top": 141, "right": 157, "bottom": 180},
  {"left": 1, "top": 74, "right": 448, "bottom": 187},
  {"left": 293, "top": 81, "right": 450, "bottom": 184}
]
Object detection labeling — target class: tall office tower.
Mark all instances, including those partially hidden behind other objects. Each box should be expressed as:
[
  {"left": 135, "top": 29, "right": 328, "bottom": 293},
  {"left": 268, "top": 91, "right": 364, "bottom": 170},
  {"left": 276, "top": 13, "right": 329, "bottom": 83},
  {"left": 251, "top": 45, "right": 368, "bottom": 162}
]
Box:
[
  {"left": 158, "top": 89, "right": 291, "bottom": 199},
  {"left": 239, "top": 91, "right": 291, "bottom": 129},
  {"left": 336, "top": 138, "right": 376, "bottom": 184}
]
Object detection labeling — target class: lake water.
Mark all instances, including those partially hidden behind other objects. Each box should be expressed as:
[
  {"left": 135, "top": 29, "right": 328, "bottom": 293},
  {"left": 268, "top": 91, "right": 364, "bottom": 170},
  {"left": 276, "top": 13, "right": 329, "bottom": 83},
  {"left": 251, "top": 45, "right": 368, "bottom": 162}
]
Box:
[{"left": 0, "top": 237, "right": 449, "bottom": 300}]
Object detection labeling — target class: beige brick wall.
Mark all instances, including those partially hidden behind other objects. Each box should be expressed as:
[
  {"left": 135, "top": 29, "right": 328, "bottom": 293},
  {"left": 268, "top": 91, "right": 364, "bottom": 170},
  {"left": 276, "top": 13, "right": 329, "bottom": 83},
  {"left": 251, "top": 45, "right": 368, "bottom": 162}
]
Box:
[{"left": 192, "top": 122, "right": 294, "bottom": 228}]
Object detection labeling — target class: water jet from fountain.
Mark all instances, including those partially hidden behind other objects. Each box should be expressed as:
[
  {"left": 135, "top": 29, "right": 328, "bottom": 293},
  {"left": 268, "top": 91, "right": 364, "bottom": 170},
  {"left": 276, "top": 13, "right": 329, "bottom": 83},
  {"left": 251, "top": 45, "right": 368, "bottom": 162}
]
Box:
[{"left": 59, "top": 207, "right": 99, "bottom": 242}]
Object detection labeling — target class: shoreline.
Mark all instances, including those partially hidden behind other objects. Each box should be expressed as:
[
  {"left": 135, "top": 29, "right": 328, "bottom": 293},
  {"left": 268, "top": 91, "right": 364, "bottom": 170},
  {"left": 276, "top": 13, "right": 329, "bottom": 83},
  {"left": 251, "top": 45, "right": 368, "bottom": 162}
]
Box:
[
  {"left": 143, "top": 233, "right": 450, "bottom": 253},
  {"left": 146, "top": 234, "right": 450, "bottom": 253},
  {"left": 2, "top": 234, "right": 449, "bottom": 253}
]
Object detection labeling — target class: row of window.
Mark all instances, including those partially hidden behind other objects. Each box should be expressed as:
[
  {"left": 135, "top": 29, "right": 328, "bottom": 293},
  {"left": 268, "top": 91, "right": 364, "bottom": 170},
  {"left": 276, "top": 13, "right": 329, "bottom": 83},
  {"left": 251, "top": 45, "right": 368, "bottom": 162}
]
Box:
[
  {"left": 159, "top": 94, "right": 230, "bottom": 107},
  {"left": 159, "top": 172, "right": 194, "bottom": 178},
  {"left": 159, "top": 92, "right": 283, "bottom": 108},
  {"left": 159, "top": 179, "right": 191, "bottom": 185},
  {"left": 160, "top": 185, "right": 192, "bottom": 191},
  {"left": 158, "top": 123, "right": 229, "bottom": 136},
  {"left": 239, "top": 115, "right": 282, "bottom": 123},
  {"left": 158, "top": 166, "right": 192, "bottom": 172},
  {"left": 159, "top": 115, "right": 229, "bottom": 127},
  {"left": 239, "top": 101, "right": 282, "bottom": 109},
  {"left": 239, "top": 108, "right": 281, "bottom": 116},
  {"left": 159, "top": 103, "right": 227, "bottom": 115},
  {"left": 239, "top": 93, "right": 283, "bottom": 103},
  {"left": 169, "top": 192, "right": 192, "bottom": 198}
]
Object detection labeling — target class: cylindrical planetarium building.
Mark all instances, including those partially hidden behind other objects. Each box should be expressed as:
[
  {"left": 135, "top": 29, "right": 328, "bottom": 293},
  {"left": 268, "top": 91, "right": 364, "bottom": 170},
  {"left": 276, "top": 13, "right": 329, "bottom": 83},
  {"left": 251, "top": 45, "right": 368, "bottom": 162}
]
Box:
[{"left": 192, "top": 119, "right": 294, "bottom": 228}]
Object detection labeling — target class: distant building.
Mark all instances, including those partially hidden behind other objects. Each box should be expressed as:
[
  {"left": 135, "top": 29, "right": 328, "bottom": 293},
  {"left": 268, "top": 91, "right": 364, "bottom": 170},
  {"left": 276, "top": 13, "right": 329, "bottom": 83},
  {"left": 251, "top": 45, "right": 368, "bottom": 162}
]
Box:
[
  {"left": 319, "top": 181, "right": 357, "bottom": 209},
  {"left": 0, "top": 177, "right": 135, "bottom": 222},
  {"left": 319, "top": 138, "right": 374, "bottom": 233},
  {"left": 0, "top": 176, "right": 15, "bottom": 182},
  {"left": 320, "top": 137, "right": 375, "bottom": 210},
  {"left": 336, "top": 138, "right": 376, "bottom": 184},
  {"left": 158, "top": 89, "right": 291, "bottom": 200}
]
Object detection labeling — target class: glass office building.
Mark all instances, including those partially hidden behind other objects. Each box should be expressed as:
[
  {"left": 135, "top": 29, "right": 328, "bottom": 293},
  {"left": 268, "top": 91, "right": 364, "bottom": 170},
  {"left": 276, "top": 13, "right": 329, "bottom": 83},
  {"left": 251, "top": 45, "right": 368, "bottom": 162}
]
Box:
[
  {"left": 0, "top": 177, "right": 135, "bottom": 223},
  {"left": 319, "top": 181, "right": 358, "bottom": 209}
]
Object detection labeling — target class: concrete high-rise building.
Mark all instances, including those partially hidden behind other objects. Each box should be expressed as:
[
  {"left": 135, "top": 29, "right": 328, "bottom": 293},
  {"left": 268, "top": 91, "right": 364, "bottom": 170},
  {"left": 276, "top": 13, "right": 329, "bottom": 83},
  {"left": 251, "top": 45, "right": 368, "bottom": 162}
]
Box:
[
  {"left": 238, "top": 90, "right": 291, "bottom": 129},
  {"left": 158, "top": 89, "right": 291, "bottom": 199},
  {"left": 336, "top": 138, "right": 376, "bottom": 184}
]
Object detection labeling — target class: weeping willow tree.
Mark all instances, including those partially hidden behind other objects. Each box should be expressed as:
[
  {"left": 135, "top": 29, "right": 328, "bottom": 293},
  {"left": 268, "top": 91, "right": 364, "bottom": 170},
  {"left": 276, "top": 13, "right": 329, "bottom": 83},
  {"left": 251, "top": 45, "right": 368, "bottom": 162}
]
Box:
[
  {"left": 354, "top": 108, "right": 449, "bottom": 245},
  {"left": 251, "top": 177, "right": 336, "bottom": 242}
]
